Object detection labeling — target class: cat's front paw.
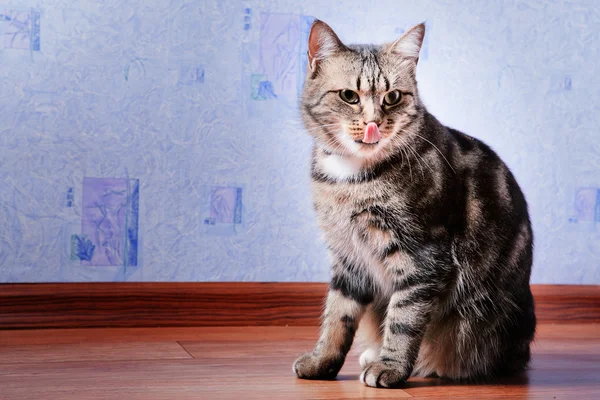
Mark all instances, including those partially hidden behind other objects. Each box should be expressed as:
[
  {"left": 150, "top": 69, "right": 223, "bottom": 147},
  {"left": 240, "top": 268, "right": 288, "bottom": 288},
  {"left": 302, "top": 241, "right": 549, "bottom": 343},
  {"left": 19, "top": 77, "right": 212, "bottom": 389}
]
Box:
[
  {"left": 360, "top": 361, "right": 408, "bottom": 388},
  {"left": 293, "top": 352, "right": 343, "bottom": 380},
  {"left": 359, "top": 347, "right": 380, "bottom": 368}
]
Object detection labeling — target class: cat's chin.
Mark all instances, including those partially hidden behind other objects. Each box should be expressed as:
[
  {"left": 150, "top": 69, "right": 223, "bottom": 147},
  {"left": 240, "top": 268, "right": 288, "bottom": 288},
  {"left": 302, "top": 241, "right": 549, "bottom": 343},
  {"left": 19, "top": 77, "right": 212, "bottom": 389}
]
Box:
[
  {"left": 354, "top": 140, "right": 379, "bottom": 146},
  {"left": 354, "top": 149, "right": 379, "bottom": 159},
  {"left": 318, "top": 140, "right": 387, "bottom": 160},
  {"left": 352, "top": 141, "right": 390, "bottom": 160}
]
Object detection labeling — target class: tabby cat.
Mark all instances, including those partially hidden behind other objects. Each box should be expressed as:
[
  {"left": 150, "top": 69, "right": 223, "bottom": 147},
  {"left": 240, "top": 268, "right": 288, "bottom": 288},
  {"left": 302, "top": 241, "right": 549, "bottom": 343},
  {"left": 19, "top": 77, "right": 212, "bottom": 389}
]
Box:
[{"left": 293, "top": 20, "right": 536, "bottom": 388}]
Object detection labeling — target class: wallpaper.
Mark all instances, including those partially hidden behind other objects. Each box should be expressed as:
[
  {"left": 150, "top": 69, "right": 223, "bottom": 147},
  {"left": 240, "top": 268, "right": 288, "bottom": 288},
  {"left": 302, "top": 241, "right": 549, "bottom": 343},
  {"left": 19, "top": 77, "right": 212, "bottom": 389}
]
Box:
[{"left": 0, "top": 0, "right": 598, "bottom": 283}]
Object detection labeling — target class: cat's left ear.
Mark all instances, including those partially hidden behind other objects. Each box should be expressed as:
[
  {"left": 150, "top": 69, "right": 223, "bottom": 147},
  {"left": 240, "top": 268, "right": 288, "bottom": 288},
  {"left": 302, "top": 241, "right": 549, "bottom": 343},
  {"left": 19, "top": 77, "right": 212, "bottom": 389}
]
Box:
[{"left": 387, "top": 23, "right": 425, "bottom": 63}]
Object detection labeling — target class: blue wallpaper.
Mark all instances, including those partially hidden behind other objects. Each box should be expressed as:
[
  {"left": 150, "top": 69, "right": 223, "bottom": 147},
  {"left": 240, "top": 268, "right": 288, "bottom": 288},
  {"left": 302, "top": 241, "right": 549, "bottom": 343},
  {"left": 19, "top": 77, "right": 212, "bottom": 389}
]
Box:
[{"left": 0, "top": 0, "right": 598, "bottom": 283}]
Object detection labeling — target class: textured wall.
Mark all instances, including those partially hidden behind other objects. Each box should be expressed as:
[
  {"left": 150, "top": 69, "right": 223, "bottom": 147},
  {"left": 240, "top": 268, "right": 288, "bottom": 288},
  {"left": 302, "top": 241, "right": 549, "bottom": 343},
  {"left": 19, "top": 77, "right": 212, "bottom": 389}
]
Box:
[{"left": 0, "top": 0, "right": 598, "bottom": 283}]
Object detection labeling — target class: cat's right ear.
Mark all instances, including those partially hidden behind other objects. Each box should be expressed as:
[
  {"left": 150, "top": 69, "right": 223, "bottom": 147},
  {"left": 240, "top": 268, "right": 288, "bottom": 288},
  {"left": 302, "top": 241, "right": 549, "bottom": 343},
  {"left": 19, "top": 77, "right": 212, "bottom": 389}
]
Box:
[{"left": 307, "top": 20, "right": 346, "bottom": 76}]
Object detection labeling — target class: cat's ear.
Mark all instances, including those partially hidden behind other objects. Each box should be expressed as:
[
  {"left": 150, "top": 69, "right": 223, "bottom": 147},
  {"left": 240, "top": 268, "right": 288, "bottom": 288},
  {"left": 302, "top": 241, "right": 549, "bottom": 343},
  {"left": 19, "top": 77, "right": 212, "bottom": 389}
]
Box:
[
  {"left": 387, "top": 23, "right": 425, "bottom": 63},
  {"left": 307, "top": 20, "right": 346, "bottom": 73}
]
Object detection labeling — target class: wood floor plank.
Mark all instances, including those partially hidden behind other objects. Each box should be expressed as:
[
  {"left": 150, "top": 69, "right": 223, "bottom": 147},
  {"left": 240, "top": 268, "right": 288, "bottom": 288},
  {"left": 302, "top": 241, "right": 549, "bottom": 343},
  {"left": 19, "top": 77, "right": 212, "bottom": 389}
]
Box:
[
  {"left": 0, "top": 326, "right": 320, "bottom": 345},
  {"left": 2, "top": 324, "right": 595, "bottom": 345},
  {"left": 0, "top": 359, "right": 411, "bottom": 399},
  {"left": 0, "top": 324, "right": 598, "bottom": 399},
  {"left": 0, "top": 341, "right": 192, "bottom": 364}
]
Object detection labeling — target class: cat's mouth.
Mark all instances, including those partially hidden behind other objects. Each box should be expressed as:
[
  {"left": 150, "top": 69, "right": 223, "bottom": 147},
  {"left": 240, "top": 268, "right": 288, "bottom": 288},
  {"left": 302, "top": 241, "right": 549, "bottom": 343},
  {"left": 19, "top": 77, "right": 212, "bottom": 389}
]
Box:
[
  {"left": 354, "top": 122, "right": 381, "bottom": 147},
  {"left": 354, "top": 140, "right": 378, "bottom": 146}
]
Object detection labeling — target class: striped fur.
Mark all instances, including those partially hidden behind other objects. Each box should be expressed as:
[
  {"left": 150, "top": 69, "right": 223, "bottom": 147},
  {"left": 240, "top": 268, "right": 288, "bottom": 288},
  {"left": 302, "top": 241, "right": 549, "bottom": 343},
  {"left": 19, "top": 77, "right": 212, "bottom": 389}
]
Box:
[{"left": 293, "top": 20, "right": 536, "bottom": 388}]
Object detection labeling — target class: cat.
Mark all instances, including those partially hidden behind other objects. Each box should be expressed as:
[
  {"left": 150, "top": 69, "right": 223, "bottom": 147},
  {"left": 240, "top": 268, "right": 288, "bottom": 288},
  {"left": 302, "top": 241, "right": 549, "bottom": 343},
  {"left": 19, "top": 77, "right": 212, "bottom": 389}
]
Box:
[{"left": 292, "top": 20, "right": 536, "bottom": 388}]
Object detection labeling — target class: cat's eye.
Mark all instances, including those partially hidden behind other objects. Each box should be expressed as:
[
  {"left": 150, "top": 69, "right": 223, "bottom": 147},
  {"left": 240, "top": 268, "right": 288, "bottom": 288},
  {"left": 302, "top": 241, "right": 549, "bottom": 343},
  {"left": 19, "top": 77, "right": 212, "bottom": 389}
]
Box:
[
  {"left": 383, "top": 90, "right": 402, "bottom": 106},
  {"left": 339, "top": 89, "right": 359, "bottom": 104}
]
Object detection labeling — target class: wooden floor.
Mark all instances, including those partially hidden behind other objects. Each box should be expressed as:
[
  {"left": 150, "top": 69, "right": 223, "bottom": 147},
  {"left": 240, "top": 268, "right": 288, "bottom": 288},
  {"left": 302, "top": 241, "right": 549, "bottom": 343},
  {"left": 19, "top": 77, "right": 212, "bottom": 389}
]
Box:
[{"left": 0, "top": 324, "right": 598, "bottom": 399}]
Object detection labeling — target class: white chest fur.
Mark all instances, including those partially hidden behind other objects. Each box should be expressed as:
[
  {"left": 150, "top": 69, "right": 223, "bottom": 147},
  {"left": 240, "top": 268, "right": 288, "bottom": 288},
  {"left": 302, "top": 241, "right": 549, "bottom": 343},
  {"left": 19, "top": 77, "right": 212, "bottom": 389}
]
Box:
[{"left": 319, "top": 154, "right": 366, "bottom": 181}]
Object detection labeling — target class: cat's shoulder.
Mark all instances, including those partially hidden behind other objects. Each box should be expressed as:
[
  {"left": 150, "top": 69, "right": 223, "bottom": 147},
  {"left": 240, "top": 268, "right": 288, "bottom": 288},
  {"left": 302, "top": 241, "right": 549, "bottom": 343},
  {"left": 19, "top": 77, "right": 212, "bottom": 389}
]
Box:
[
  {"left": 446, "top": 127, "right": 483, "bottom": 151},
  {"left": 424, "top": 112, "right": 496, "bottom": 159},
  {"left": 445, "top": 126, "right": 502, "bottom": 164}
]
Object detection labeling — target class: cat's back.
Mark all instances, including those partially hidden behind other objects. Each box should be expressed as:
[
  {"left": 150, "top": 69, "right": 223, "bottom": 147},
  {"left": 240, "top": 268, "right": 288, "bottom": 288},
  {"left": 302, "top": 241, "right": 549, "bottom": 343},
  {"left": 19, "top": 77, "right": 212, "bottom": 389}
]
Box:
[{"left": 445, "top": 124, "right": 531, "bottom": 224}]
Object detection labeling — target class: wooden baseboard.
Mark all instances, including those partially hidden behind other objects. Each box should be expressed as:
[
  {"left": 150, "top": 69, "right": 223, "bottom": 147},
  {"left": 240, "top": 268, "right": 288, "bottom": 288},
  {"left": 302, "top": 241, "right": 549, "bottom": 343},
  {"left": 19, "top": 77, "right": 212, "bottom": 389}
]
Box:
[{"left": 0, "top": 283, "right": 598, "bottom": 329}]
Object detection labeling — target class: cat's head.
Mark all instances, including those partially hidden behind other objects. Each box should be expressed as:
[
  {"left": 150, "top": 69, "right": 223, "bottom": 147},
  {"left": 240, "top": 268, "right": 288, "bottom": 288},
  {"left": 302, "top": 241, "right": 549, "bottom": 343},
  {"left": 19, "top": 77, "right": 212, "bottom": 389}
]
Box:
[{"left": 301, "top": 20, "right": 425, "bottom": 161}]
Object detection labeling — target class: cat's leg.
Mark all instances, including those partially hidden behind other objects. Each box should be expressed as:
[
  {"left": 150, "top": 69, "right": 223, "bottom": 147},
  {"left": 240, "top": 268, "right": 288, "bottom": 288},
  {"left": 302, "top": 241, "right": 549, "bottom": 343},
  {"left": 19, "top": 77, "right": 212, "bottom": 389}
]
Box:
[
  {"left": 357, "top": 303, "right": 385, "bottom": 368},
  {"left": 360, "top": 270, "right": 445, "bottom": 388},
  {"left": 294, "top": 259, "right": 375, "bottom": 380},
  {"left": 293, "top": 288, "right": 366, "bottom": 379}
]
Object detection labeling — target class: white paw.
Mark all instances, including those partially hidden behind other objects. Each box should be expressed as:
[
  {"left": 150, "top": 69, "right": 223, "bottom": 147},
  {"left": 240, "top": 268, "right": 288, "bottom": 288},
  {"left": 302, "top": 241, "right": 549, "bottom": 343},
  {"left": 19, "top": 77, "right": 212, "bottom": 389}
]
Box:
[
  {"left": 359, "top": 368, "right": 379, "bottom": 387},
  {"left": 360, "top": 361, "right": 408, "bottom": 388},
  {"left": 359, "top": 369, "right": 368, "bottom": 385},
  {"left": 359, "top": 347, "right": 380, "bottom": 368}
]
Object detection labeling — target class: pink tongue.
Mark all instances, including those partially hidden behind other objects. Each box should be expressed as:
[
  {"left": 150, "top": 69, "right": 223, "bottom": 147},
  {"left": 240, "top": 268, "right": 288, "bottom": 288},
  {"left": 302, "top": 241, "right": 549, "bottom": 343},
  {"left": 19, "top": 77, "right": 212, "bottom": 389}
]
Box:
[{"left": 363, "top": 122, "right": 381, "bottom": 144}]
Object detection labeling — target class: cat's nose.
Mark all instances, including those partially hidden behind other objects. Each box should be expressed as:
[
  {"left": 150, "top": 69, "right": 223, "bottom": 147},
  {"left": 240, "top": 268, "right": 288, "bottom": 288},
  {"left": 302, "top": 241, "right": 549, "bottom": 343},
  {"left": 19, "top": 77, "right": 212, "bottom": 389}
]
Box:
[{"left": 366, "top": 110, "right": 383, "bottom": 126}]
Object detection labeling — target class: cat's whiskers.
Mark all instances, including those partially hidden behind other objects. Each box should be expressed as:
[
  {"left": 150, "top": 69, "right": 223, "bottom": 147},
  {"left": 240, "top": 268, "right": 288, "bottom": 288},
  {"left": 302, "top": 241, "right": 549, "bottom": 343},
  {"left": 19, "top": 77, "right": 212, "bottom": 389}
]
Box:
[
  {"left": 399, "top": 138, "right": 425, "bottom": 180},
  {"left": 412, "top": 133, "right": 456, "bottom": 175},
  {"left": 399, "top": 143, "right": 413, "bottom": 183},
  {"left": 323, "top": 138, "right": 354, "bottom": 158},
  {"left": 303, "top": 123, "right": 342, "bottom": 133},
  {"left": 397, "top": 135, "right": 434, "bottom": 179}
]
